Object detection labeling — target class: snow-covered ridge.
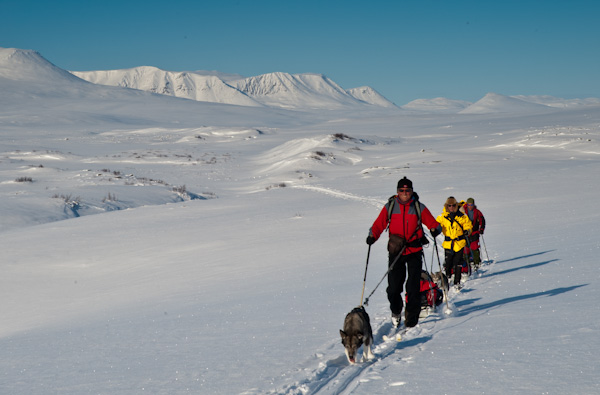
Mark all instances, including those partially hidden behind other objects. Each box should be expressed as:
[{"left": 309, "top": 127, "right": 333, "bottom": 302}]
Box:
[
  {"left": 233, "top": 71, "right": 394, "bottom": 109},
  {"left": 73, "top": 67, "right": 397, "bottom": 110},
  {"left": 72, "top": 66, "right": 264, "bottom": 107}
]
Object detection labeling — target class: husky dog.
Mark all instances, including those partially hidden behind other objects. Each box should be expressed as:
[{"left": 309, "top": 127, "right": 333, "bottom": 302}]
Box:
[
  {"left": 431, "top": 271, "right": 449, "bottom": 291},
  {"left": 339, "top": 306, "right": 374, "bottom": 364}
]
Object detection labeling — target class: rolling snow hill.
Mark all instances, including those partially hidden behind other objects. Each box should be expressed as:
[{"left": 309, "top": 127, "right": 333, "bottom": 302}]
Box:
[
  {"left": 512, "top": 94, "right": 600, "bottom": 108},
  {"left": 402, "top": 97, "right": 472, "bottom": 113}
]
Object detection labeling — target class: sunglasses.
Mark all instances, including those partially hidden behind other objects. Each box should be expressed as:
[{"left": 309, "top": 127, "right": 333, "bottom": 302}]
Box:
[
  {"left": 447, "top": 204, "right": 457, "bottom": 207},
  {"left": 398, "top": 188, "right": 412, "bottom": 193}
]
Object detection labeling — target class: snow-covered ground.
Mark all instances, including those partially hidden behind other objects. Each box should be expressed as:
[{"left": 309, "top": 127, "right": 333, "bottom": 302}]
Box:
[{"left": 1, "top": 47, "right": 600, "bottom": 394}]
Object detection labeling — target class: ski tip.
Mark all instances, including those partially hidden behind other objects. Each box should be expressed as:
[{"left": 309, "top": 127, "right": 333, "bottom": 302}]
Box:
[{"left": 395, "top": 328, "right": 408, "bottom": 341}]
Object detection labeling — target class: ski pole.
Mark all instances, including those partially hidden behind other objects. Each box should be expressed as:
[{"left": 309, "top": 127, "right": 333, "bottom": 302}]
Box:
[
  {"left": 431, "top": 244, "right": 436, "bottom": 275},
  {"left": 464, "top": 233, "right": 477, "bottom": 273},
  {"left": 433, "top": 236, "right": 451, "bottom": 313},
  {"left": 455, "top": 220, "right": 476, "bottom": 274},
  {"left": 481, "top": 234, "right": 490, "bottom": 263},
  {"left": 360, "top": 245, "right": 371, "bottom": 307},
  {"left": 364, "top": 245, "right": 405, "bottom": 306}
]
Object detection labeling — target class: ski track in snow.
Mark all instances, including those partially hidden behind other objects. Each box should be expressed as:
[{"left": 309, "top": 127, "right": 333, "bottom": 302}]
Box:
[
  {"left": 291, "top": 185, "right": 383, "bottom": 209},
  {"left": 262, "top": 261, "right": 496, "bottom": 395}
]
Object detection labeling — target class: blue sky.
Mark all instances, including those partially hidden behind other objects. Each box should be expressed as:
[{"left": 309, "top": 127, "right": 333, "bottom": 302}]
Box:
[{"left": 2, "top": 0, "right": 599, "bottom": 105}]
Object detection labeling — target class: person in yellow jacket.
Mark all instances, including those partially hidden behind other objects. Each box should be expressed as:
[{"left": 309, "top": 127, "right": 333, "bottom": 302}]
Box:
[{"left": 436, "top": 196, "right": 473, "bottom": 289}]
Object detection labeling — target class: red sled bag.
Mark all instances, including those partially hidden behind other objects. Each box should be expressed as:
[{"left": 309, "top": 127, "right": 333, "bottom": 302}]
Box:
[{"left": 406, "top": 270, "right": 443, "bottom": 308}]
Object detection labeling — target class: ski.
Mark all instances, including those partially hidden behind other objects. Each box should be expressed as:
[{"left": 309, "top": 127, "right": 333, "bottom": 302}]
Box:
[
  {"left": 397, "top": 324, "right": 425, "bottom": 342},
  {"left": 382, "top": 321, "right": 426, "bottom": 342},
  {"left": 396, "top": 327, "right": 408, "bottom": 341},
  {"left": 382, "top": 322, "right": 404, "bottom": 342}
]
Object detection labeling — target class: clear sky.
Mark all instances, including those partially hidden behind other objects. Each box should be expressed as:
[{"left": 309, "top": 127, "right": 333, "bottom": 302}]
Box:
[{"left": 2, "top": 0, "right": 599, "bottom": 105}]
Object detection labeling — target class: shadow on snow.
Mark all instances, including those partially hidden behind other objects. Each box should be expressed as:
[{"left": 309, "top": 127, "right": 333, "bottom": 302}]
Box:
[
  {"left": 484, "top": 259, "right": 559, "bottom": 278},
  {"left": 455, "top": 284, "right": 588, "bottom": 317},
  {"left": 495, "top": 250, "right": 556, "bottom": 264}
]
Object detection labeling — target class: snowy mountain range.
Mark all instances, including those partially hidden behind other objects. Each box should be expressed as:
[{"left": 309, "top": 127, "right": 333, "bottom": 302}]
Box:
[
  {"left": 72, "top": 67, "right": 398, "bottom": 109},
  {"left": 3, "top": 47, "right": 599, "bottom": 113},
  {"left": 68, "top": 63, "right": 600, "bottom": 112}
]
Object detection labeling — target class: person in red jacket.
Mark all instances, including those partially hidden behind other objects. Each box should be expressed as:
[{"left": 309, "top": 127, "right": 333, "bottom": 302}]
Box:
[
  {"left": 463, "top": 197, "right": 486, "bottom": 270},
  {"left": 366, "top": 177, "right": 441, "bottom": 328}
]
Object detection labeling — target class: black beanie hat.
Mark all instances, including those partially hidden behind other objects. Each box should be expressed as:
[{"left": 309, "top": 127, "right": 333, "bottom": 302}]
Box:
[{"left": 397, "top": 177, "right": 413, "bottom": 189}]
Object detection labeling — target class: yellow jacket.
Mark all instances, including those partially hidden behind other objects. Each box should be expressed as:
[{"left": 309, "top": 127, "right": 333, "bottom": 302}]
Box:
[{"left": 437, "top": 208, "right": 473, "bottom": 252}]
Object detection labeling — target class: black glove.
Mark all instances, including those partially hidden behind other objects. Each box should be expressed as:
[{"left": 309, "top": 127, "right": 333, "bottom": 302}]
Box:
[
  {"left": 366, "top": 236, "right": 376, "bottom": 245},
  {"left": 430, "top": 227, "right": 441, "bottom": 238}
]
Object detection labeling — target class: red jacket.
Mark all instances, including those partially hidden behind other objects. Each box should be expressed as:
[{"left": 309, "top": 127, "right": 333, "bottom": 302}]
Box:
[
  {"left": 369, "top": 196, "right": 440, "bottom": 255},
  {"left": 462, "top": 204, "right": 486, "bottom": 236}
]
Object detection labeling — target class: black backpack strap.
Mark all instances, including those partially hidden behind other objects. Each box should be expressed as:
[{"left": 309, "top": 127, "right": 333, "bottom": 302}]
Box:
[
  {"left": 413, "top": 194, "right": 425, "bottom": 245},
  {"left": 386, "top": 195, "right": 396, "bottom": 232},
  {"left": 414, "top": 194, "right": 423, "bottom": 228}
]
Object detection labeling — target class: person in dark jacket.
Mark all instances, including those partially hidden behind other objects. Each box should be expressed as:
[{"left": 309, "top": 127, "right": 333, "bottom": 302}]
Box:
[
  {"left": 462, "top": 197, "right": 486, "bottom": 270},
  {"left": 367, "top": 177, "right": 441, "bottom": 328}
]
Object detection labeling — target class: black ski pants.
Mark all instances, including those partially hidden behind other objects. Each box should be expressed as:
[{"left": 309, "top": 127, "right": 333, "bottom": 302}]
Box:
[
  {"left": 444, "top": 249, "right": 464, "bottom": 285},
  {"left": 386, "top": 251, "right": 423, "bottom": 327}
]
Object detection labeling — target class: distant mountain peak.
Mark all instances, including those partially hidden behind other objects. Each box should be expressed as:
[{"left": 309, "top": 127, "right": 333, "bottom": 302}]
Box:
[
  {"left": 459, "top": 92, "right": 553, "bottom": 114},
  {"left": 346, "top": 86, "right": 397, "bottom": 107},
  {"left": 0, "top": 47, "right": 81, "bottom": 83}
]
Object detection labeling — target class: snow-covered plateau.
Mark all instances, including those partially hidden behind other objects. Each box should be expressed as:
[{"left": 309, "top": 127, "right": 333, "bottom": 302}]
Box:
[{"left": 1, "top": 47, "right": 599, "bottom": 394}]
